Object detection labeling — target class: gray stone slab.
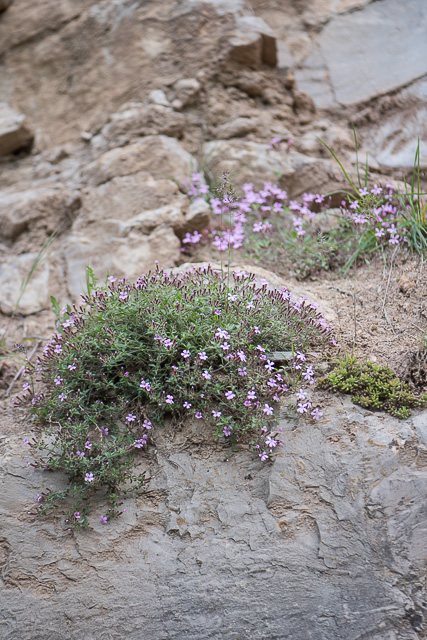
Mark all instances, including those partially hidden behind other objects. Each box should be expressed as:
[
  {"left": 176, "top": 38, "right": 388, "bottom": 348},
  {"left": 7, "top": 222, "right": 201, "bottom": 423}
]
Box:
[{"left": 319, "top": 0, "right": 427, "bottom": 105}]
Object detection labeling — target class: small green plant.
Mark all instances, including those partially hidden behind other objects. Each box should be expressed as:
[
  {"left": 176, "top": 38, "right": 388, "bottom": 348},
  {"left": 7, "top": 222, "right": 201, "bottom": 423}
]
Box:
[
  {"left": 19, "top": 265, "right": 331, "bottom": 528},
  {"left": 318, "top": 354, "right": 427, "bottom": 419}
]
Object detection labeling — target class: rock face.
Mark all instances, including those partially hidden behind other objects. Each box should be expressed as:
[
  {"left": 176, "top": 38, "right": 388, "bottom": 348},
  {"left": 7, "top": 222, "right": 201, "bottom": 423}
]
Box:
[
  {"left": 0, "top": 103, "right": 33, "bottom": 155},
  {"left": 0, "top": 398, "right": 426, "bottom": 639}
]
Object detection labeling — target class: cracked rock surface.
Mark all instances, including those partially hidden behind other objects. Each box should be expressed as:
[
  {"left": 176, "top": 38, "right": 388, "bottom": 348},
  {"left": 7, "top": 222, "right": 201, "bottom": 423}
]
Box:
[{"left": 1, "top": 397, "right": 426, "bottom": 639}]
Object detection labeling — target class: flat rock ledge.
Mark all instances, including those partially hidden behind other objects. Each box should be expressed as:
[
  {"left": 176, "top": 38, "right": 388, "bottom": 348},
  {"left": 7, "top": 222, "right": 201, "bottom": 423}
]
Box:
[{"left": 1, "top": 395, "right": 426, "bottom": 639}]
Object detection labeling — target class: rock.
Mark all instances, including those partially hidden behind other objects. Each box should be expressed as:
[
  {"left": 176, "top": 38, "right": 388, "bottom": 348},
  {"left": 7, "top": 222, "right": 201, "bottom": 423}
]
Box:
[
  {"left": 216, "top": 116, "right": 259, "bottom": 139},
  {"left": 1, "top": 389, "right": 426, "bottom": 637},
  {"left": 173, "top": 78, "right": 201, "bottom": 108},
  {"left": 64, "top": 223, "right": 181, "bottom": 299},
  {"left": 180, "top": 199, "right": 211, "bottom": 236},
  {"left": 101, "top": 104, "right": 185, "bottom": 147},
  {"left": 292, "top": 90, "right": 316, "bottom": 124},
  {"left": 0, "top": 0, "right": 13, "bottom": 11},
  {"left": 86, "top": 136, "right": 196, "bottom": 186},
  {"left": 0, "top": 103, "right": 33, "bottom": 156},
  {"left": 188, "top": 0, "right": 246, "bottom": 15},
  {"left": 203, "top": 139, "right": 341, "bottom": 197},
  {"left": 221, "top": 69, "right": 265, "bottom": 97},
  {"left": 63, "top": 172, "right": 187, "bottom": 297},
  {"left": 0, "top": 253, "right": 50, "bottom": 315},
  {"left": 0, "top": 186, "right": 79, "bottom": 243},
  {"left": 147, "top": 89, "right": 171, "bottom": 108},
  {"left": 319, "top": 0, "right": 427, "bottom": 106},
  {"left": 229, "top": 15, "right": 277, "bottom": 69}
]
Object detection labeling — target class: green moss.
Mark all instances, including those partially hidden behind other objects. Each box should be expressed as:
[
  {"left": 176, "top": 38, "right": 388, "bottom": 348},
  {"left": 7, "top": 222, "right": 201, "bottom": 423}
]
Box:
[{"left": 318, "top": 355, "right": 427, "bottom": 419}]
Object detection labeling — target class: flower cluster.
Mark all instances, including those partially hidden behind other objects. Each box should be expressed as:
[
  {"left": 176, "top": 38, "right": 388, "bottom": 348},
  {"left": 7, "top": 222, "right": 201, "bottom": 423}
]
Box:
[{"left": 19, "top": 265, "right": 332, "bottom": 526}]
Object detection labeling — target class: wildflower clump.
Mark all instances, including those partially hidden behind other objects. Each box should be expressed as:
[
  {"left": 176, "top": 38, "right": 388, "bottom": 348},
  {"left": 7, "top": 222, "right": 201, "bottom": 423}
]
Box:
[
  {"left": 20, "top": 265, "right": 332, "bottom": 526},
  {"left": 318, "top": 355, "right": 427, "bottom": 419}
]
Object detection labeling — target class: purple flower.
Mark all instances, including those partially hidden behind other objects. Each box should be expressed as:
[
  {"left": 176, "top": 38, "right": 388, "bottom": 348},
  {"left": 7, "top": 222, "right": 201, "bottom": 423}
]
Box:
[
  {"left": 24, "top": 438, "right": 29, "bottom": 446},
  {"left": 54, "top": 345, "right": 62, "bottom": 354},
  {"left": 126, "top": 413, "right": 136, "bottom": 422},
  {"left": 195, "top": 412, "right": 203, "bottom": 419},
  {"left": 238, "top": 367, "right": 247, "bottom": 377},
  {"left": 311, "top": 407, "right": 323, "bottom": 420},
  {"left": 183, "top": 401, "right": 192, "bottom": 409},
  {"left": 225, "top": 390, "right": 236, "bottom": 400},
  {"left": 237, "top": 350, "right": 247, "bottom": 362},
  {"left": 223, "top": 426, "right": 232, "bottom": 437},
  {"left": 74, "top": 512, "right": 81, "bottom": 519},
  {"left": 253, "top": 326, "right": 260, "bottom": 334},
  {"left": 198, "top": 351, "right": 208, "bottom": 361},
  {"left": 108, "top": 276, "right": 117, "bottom": 283},
  {"left": 140, "top": 379, "right": 151, "bottom": 391},
  {"left": 59, "top": 393, "right": 68, "bottom": 402},
  {"left": 247, "top": 389, "right": 257, "bottom": 400},
  {"left": 119, "top": 292, "right": 129, "bottom": 301},
  {"left": 101, "top": 426, "right": 109, "bottom": 436},
  {"left": 85, "top": 473, "right": 94, "bottom": 483},
  {"left": 143, "top": 419, "right": 152, "bottom": 430},
  {"left": 296, "top": 389, "right": 307, "bottom": 401},
  {"left": 85, "top": 440, "right": 92, "bottom": 450},
  {"left": 133, "top": 437, "right": 147, "bottom": 448},
  {"left": 215, "top": 328, "right": 230, "bottom": 340},
  {"left": 297, "top": 402, "right": 309, "bottom": 414},
  {"left": 181, "top": 350, "right": 191, "bottom": 359},
  {"left": 265, "top": 435, "right": 278, "bottom": 448},
  {"left": 165, "top": 395, "right": 174, "bottom": 405},
  {"left": 221, "top": 342, "right": 230, "bottom": 351},
  {"left": 256, "top": 345, "right": 266, "bottom": 353},
  {"left": 263, "top": 404, "right": 274, "bottom": 416},
  {"left": 212, "top": 410, "right": 221, "bottom": 418},
  {"left": 202, "top": 370, "right": 211, "bottom": 380},
  {"left": 163, "top": 339, "right": 174, "bottom": 349},
  {"left": 68, "top": 364, "right": 76, "bottom": 371},
  {"left": 54, "top": 376, "right": 63, "bottom": 385},
  {"left": 100, "top": 515, "right": 108, "bottom": 525},
  {"left": 371, "top": 184, "right": 382, "bottom": 195},
  {"left": 76, "top": 451, "right": 85, "bottom": 458},
  {"left": 259, "top": 451, "right": 269, "bottom": 461},
  {"left": 264, "top": 360, "right": 275, "bottom": 373}
]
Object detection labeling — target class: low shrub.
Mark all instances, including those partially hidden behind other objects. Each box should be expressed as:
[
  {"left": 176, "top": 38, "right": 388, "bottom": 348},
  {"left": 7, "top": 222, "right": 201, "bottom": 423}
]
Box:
[{"left": 19, "top": 265, "right": 332, "bottom": 527}]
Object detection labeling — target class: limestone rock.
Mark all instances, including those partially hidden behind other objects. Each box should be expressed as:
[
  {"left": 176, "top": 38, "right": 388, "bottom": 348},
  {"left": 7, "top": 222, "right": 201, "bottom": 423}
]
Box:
[
  {"left": 0, "top": 0, "right": 13, "bottom": 11},
  {"left": 0, "top": 186, "right": 79, "bottom": 242},
  {"left": 319, "top": 0, "right": 427, "bottom": 106},
  {"left": 100, "top": 104, "right": 186, "bottom": 147},
  {"left": 0, "top": 253, "right": 50, "bottom": 315},
  {"left": 180, "top": 199, "right": 211, "bottom": 236},
  {"left": 173, "top": 78, "right": 201, "bottom": 108},
  {"left": 147, "top": 89, "right": 171, "bottom": 107},
  {"left": 0, "top": 103, "right": 33, "bottom": 156},
  {"left": 203, "top": 139, "right": 341, "bottom": 197},
  {"left": 64, "top": 223, "right": 181, "bottom": 299},
  {"left": 85, "top": 136, "right": 196, "bottom": 186},
  {"left": 229, "top": 15, "right": 277, "bottom": 69},
  {"left": 216, "top": 116, "right": 259, "bottom": 139}
]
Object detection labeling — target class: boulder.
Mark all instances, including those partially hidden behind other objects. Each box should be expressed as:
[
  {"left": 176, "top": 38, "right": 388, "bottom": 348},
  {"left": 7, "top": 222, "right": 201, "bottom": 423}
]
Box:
[
  {"left": 0, "top": 103, "right": 33, "bottom": 156},
  {"left": 216, "top": 116, "right": 259, "bottom": 139},
  {"left": 86, "top": 136, "right": 196, "bottom": 186}
]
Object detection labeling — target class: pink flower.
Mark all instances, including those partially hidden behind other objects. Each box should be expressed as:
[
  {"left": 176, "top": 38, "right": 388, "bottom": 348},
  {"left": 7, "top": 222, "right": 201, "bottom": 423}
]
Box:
[
  {"left": 238, "top": 367, "right": 247, "bottom": 376},
  {"left": 100, "top": 515, "right": 108, "bottom": 525},
  {"left": 264, "top": 360, "right": 275, "bottom": 372},
  {"left": 215, "top": 328, "right": 230, "bottom": 340},
  {"left": 259, "top": 451, "right": 269, "bottom": 461},
  {"left": 85, "top": 473, "right": 94, "bottom": 483},
  {"left": 263, "top": 404, "right": 274, "bottom": 415},
  {"left": 126, "top": 414, "right": 136, "bottom": 422},
  {"left": 311, "top": 407, "right": 323, "bottom": 420},
  {"left": 195, "top": 412, "right": 203, "bottom": 419},
  {"left": 237, "top": 350, "right": 247, "bottom": 362},
  {"left": 225, "top": 390, "right": 236, "bottom": 400},
  {"left": 212, "top": 410, "right": 221, "bottom": 418},
  {"left": 143, "top": 419, "right": 152, "bottom": 430},
  {"left": 198, "top": 351, "right": 208, "bottom": 361},
  {"left": 85, "top": 440, "right": 92, "bottom": 450},
  {"left": 54, "top": 376, "right": 63, "bottom": 385},
  {"left": 165, "top": 395, "right": 174, "bottom": 404},
  {"left": 221, "top": 342, "right": 230, "bottom": 351},
  {"left": 223, "top": 426, "right": 232, "bottom": 437},
  {"left": 202, "top": 370, "right": 211, "bottom": 380},
  {"left": 74, "top": 512, "right": 81, "bottom": 519},
  {"left": 183, "top": 401, "right": 192, "bottom": 409},
  {"left": 181, "top": 350, "right": 191, "bottom": 359}
]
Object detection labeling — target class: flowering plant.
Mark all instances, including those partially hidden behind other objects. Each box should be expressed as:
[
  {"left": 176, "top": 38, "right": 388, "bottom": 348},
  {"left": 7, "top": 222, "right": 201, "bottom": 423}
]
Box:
[{"left": 19, "top": 265, "right": 332, "bottom": 527}]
